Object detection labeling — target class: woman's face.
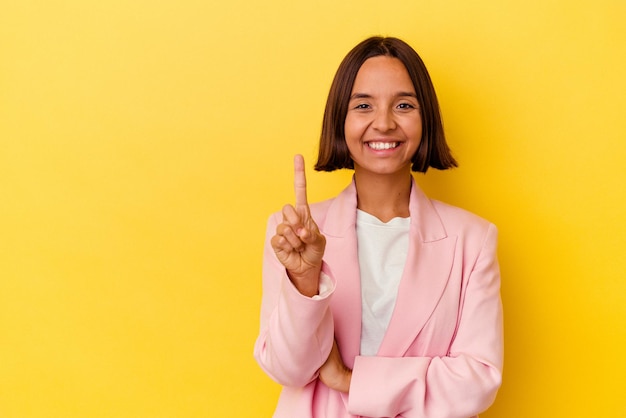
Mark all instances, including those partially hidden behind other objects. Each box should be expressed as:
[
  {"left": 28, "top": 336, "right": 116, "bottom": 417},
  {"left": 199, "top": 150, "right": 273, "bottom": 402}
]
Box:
[{"left": 344, "top": 56, "right": 422, "bottom": 177}]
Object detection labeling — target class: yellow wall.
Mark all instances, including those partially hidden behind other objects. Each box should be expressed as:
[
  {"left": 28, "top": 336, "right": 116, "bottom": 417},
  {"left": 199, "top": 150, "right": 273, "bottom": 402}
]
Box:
[{"left": 1, "top": 1, "right": 624, "bottom": 416}]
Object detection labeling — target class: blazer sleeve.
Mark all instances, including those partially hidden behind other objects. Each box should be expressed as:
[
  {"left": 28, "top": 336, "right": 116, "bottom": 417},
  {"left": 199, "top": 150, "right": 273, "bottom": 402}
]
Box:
[
  {"left": 348, "top": 223, "right": 503, "bottom": 418},
  {"left": 253, "top": 213, "right": 336, "bottom": 388}
]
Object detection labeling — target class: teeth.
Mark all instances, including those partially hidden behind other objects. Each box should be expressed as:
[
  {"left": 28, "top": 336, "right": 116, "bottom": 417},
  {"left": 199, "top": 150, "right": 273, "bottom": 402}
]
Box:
[{"left": 368, "top": 142, "right": 398, "bottom": 150}]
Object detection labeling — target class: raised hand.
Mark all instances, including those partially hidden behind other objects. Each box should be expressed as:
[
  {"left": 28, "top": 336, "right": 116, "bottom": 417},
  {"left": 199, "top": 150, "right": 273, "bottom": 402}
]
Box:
[{"left": 271, "top": 155, "right": 326, "bottom": 297}]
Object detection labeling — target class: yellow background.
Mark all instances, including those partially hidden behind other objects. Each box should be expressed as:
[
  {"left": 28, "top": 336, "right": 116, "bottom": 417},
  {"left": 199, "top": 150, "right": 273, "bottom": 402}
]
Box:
[{"left": 1, "top": 0, "right": 625, "bottom": 416}]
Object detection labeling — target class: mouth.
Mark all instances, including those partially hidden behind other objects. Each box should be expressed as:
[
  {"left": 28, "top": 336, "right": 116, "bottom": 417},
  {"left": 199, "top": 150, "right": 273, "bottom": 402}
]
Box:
[{"left": 366, "top": 141, "right": 400, "bottom": 150}]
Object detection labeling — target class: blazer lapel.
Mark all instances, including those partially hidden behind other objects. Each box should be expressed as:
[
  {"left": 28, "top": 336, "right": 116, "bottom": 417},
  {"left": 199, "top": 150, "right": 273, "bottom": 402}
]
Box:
[
  {"left": 319, "top": 181, "right": 362, "bottom": 369},
  {"left": 377, "top": 179, "right": 457, "bottom": 357}
]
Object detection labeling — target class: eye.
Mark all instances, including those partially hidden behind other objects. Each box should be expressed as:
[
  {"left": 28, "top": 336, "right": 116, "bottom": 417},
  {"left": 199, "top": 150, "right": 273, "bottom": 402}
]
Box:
[
  {"left": 397, "top": 102, "right": 415, "bottom": 110},
  {"left": 354, "top": 103, "right": 371, "bottom": 110}
]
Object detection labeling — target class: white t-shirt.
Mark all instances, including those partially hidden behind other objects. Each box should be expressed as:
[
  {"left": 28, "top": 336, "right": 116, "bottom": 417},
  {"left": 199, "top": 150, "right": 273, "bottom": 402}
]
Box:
[{"left": 356, "top": 209, "right": 410, "bottom": 356}]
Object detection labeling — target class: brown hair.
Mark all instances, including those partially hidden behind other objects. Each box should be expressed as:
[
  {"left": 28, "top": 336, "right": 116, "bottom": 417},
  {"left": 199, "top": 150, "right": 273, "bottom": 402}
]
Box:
[{"left": 314, "top": 36, "right": 458, "bottom": 173}]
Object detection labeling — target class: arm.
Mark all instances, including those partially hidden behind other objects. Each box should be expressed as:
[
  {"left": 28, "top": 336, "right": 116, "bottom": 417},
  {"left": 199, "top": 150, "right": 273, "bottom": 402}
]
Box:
[
  {"left": 347, "top": 224, "right": 503, "bottom": 418},
  {"left": 254, "top": 155, "right": 335, "bottom": 387},
  {"left": 253, "top": 213, "right": 335, "bottom": 387}
]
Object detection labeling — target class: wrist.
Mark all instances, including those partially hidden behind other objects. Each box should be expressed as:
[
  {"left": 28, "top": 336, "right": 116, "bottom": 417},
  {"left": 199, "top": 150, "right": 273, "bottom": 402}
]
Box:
[
  {"left": 325, "top": 364, "right": 352, "bottom": 393},
  {"left": 288, "top": 269, "right": 321, "bottom": 297},
  {"left": 338, "top": 368, "right": 352, "bottom": 393}
]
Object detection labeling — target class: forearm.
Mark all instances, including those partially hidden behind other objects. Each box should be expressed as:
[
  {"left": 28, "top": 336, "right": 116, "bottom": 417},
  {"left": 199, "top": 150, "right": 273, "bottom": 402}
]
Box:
[
  {"left": 255, "top": 258, "right": 336, "bottom": 387},
  {"left": 348, "top": 354, "right": 501, "bottom": 418}
]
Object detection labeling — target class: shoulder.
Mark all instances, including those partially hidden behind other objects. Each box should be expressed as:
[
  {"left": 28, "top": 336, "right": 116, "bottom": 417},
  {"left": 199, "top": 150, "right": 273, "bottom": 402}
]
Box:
[
  {"left": 308, "top": 197, "right": 336, "bottom": 226},
  {"left": 430, "top": 199, "right": 497, "bottom": 242}
]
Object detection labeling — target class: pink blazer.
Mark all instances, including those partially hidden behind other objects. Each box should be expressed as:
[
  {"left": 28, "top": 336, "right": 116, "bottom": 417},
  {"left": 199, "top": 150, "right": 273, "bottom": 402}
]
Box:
[{"left": 254, "top": 179, "right": 503, "bottom": 418}]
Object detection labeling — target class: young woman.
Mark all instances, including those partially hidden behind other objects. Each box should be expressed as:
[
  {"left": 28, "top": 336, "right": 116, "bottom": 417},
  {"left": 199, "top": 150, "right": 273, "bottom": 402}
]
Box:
[{"left": 254, "top": 36, "right": 503, "bottom": 418}]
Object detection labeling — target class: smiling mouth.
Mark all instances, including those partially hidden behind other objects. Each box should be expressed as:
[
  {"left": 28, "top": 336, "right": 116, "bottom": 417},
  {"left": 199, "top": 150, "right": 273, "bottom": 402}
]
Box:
[{"left": 367, "top": 141, "right": 400, "bottom": 150}]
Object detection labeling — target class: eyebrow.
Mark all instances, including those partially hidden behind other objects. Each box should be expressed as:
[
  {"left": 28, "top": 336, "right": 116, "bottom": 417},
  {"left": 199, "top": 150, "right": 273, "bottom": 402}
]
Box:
[{"left": 349, "top": 92, "right": 418, "bottom": 100}]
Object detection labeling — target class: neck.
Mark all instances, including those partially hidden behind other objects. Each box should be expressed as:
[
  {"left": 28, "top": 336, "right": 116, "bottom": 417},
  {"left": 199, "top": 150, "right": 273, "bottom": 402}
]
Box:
[{"left": 354, "top": 170, "right": 412, "bottom": 223}]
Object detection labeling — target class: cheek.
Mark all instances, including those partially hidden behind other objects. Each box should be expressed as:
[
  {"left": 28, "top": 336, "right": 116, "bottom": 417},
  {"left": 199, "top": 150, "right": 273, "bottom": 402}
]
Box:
[
  {"left": 343, "top": 117, "right": 363, "bottom": 143},
  {"left": 406, "top": 120, "right": 423, "bottom": 144}
]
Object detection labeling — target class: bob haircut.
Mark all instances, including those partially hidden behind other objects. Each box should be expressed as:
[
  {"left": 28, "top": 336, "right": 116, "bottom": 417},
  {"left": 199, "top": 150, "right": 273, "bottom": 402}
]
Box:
[{"left": 314, "top": 36, "right": 458, "bottom": 173}]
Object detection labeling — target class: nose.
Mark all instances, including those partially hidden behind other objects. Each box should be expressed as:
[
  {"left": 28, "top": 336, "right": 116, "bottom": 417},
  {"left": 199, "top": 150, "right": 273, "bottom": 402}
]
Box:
[{"left": 372, "top": 108, "right": 396, "bottom": 132}]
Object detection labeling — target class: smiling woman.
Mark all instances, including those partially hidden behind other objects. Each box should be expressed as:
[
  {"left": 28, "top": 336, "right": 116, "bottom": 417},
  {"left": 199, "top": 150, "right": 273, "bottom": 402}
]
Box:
[
  {"left": 315, "top": 37, "right": 457, "bottom": 175},
  {"left": 254, "top": 36, "right": 503, "bottom": 418}
]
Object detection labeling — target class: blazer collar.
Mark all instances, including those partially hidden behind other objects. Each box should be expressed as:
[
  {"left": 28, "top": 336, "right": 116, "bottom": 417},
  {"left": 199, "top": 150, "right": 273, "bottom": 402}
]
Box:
[{"left": 322, "top": 176, "right": 448, "bottom": 243}]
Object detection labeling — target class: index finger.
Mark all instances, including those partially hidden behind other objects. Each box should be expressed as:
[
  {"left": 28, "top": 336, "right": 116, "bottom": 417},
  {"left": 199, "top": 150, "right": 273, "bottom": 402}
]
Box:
[{"left": 294, "top": 154, "right": 308, "bottom": 209}]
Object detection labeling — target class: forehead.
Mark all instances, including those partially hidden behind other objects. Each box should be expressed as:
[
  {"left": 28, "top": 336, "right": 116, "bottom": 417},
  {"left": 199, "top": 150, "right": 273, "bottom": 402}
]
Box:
[{"left": 352, "top": 56, "right": 415, "bottom": 92}]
